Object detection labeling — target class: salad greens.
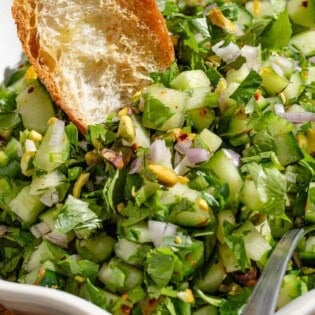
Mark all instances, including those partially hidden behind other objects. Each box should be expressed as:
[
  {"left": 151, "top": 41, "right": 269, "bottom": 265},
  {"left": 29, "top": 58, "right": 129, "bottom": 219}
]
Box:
[{"left": 1, "top": 0, "right": 315, "bottom": 314}]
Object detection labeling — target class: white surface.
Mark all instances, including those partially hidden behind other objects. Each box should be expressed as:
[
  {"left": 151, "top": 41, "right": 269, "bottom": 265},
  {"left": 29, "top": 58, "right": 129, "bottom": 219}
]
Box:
[
  {"left": 0, "top": 0, "right": 23, "bottom": 83},
  {"left": 0, "top": 1, "right": 314, "bottom": 314}
]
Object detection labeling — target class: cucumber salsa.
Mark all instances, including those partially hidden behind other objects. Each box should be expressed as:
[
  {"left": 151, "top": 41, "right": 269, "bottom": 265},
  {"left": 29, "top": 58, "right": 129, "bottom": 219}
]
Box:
[{"left": 1, "top": 0, "right": 315, "bottom": 314}]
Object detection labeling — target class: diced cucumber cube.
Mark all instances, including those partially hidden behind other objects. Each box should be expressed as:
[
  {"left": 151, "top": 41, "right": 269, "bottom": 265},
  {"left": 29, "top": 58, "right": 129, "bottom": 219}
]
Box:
[
  {"left": 9, "top": 185, "right": 45, "bottom": 224},
  {"left": 29, "top": 170, "right": 67, "bottom": 195},
  {"left": 184, "top": 87, "right": 217, "bottom": 111},
  {"left": 187, "top": 107, "right": 216, "bottom": 132},
  {"left": 283, "top": 71, "right": 304, "bottom": 103},
  {"left": 142, "top": 85, "right": 186, "bottom": 131},
  {"left": 198, "top": 128, "right": 222, "bottom": 153},
  {"left": 260, "top": 67, "right": 289, "bottom": 95},
  {"left": 305, "top": 184, "right": 315, "bottom": 223},
  {"left": 240, "top": 179, "right": 263, "bottom": 212},
  {"left": 290, "top": 30, "right": 315, "bottom": 57},
  {"left": 218, "top": 243, "right": 240, "bottom": 272},
  {"left": 98, "top": 257, "right": 143, "bottom": 293},
  {"left": 287, "top": 0, "right": 315, "bottom": 28},
  {"left": 205, "top": 149, "right": 243, "bottom": 203},
  {"left": 170, "top": 70, "right": 210, "bottom": 90},
  {"left": 276, "top": 274, "right": 307, "bottom": 309},
  {"left": 33, "top": 118, "right": 70, "bottom": 172},
  {"left": 216, "top": 210, "right": 236, "bottom": 244},
  {"left": 76, "top": 234, "right": 116, "bottom": 263},
  {"left": 235, "top": 221, "right": 271, "bottom": 263},
  {"left": 16, "top": 81, "right": 55, "bottom": 134},
  {"left": 195, "top": 260, "right": 226, "bottom": 294},
  {"left": 25, "top": 240, "right": 67, "bottom": 272}
]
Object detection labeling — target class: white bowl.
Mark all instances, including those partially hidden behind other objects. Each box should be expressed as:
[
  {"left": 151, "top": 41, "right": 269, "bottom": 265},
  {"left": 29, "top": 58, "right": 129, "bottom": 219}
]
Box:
[
  {"left": 1, "top": 1, "right": 315, "bottom": 314},
  {"left": 0, "top": 280, "right": 110, "bottom": 315}
]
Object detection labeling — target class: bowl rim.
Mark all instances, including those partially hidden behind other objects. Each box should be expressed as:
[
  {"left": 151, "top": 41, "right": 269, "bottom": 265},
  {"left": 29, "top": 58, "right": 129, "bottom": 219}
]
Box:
[{"left": 0, "top": 279, "right": 111, "bottom": 315}]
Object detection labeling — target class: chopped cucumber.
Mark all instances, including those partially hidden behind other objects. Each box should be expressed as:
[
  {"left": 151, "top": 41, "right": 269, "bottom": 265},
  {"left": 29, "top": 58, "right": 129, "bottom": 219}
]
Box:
[
  {"left": 240, "top": 179, "right": 263, "bottom": 212},
  {"left": 276, "top": 274, "right": 308, "bottom": 309},
  {"left": 33, "top": 118, "right": 70, "bottom": 172},
  {"left": 9, "top": 185, "right": 45, "bottom": 224},
  {"left": 289, "top": 30, "right": 315, "bottom": 57},
  {"left": 260, "top": 67, "right": 289, "bottom": 95},
  {"left": 193, "top": 305, "right": 218, "bottom": 315},
  {"left": 170, "top": 70, "right": 210, "bottom": 90},
  {"left": 287, "top": 0, "right": 315, "bottom": 28},
  {"left": 305, "top": 184, "right": 315, "bottom": 223},
  {"left": 29, "top": 170, "right": 67, "bottom": 195},
  {"left": 235, "top": 220, "right": 271, "bottom": 264},
  {"left": 122, "top": 220, "right": 152, "bottom": 243},
  {"left": 218, "top": 243, "right": 240, "bottom": 272},
  {"left": 184, "top": 87, "right": 216, "bottom": 111},
  {"left": 187, "top": 107, "right": 216, "bottom": 132},
  {"left": 114, "top": 238, "right": 149, "bottom": 266},
  {"left": 274, "top": 132, "right": 303, "bottom": 166},
  {"left": 98, "top": 257, "right": 143, "bottom": 293},
  {"left": 16, "top": 81, "right": 55, "bottom": 134},
  {"left": 205, "top": 149, "right": 243, "bottom": 203},
  {"left": 216, "top": 210, "right": 236, "bottom": 243},
  {"left": 196, "top": 128, "right": 222, "bottom": 154},
  {"left": 196, "top": 260, "right": 226, "bottom": 294},
  {"left": 283, "top": 71, "right": 304, "bottom": 103},
  {"left": 142, "top": 85, "right": 186, "bottom": 131},
  {"left": 25, "top": 240, "right": 67, "bottom": 272},
  {"left": 76, "top": 234, "right": 116, "bottom": 263}
]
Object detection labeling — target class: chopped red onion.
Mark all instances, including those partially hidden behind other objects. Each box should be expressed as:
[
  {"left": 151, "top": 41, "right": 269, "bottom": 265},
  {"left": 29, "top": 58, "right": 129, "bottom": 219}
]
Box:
[
  {"left": 148, "top": 220, "right": 177, "bottom": 248},
  {"left": 30, "top": 221, "right": 51, "bottom": 238},
  {"left": 223, "top": 149, "right": 241, "bottom": 167},
  {"left": 40, "top": 189, "right": 59, "bottom": 207},
  {"left": 175, "top": 149, "right": 210, "bottom": 175},
  {"left": 44, "top": 231, "right": 68, "bottom": 248},
  {"left": 49, "top": 119, "right": 65, "bottom": 146},
  {"left": 271, "top": 63, "right": 284, "bottom": 77},
  {"left": 274, "top": 103, "right": 285, "bottom": 114},
  {"left": 240, "top": 45, "right": 260, "bottom": 71},
  {"left": 129, "top": 157, "right": 143, "bottom": 174},
  {"left": 175, "top": 138, "right": 192, "bottom": 155},
  {"left": 309, "top": 56, "right": 315, "bottom": 64},
  {"left": 0, "top": 225, "right": 8, "bottom": 236},
  {"left": 25, "top": 139, "right": 37, "bottom": 152},
  {"left": 277, "top": 111, "right": 315, "bottom": 123},
  {"left": 186, "top": 148, "right": 210, "bottom": 164},
  {"left": 79, "top": 141, "right": 89, "bottom": 151},
  {"left": 212, "top": 40, "right": 241, "bottom": 64},
  {"left": 150, "top": 139, "right": 172, "bottom": 168}
]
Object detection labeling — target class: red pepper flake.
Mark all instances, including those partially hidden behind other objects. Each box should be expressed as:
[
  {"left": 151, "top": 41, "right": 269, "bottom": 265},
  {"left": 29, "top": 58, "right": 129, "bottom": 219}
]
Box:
[
  {"left": 27, "top": 86, "right": 35, "bottom": 94},
  {"left": 179, "top": 133, "right": 188, "bottom": 141},
  {"left": 121, "top": 305, "right": 132, "bottom": 315},
  {"left": 302, "top": 0, "right": 309, "bottom": 7},
  {"left": 199, "top": 108, "right": 208, "bottom": 116},
  {"left": 132, "top": 143, "right": 138, "bottom": 151},
  {"left": 254, "top": 91, "right": 261, "bottom": 101}
]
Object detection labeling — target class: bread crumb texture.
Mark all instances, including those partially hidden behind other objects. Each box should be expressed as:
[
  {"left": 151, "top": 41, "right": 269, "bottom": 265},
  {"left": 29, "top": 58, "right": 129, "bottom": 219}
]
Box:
[{"left": 12, "top": 0, "right": 174, "bottom": 132}]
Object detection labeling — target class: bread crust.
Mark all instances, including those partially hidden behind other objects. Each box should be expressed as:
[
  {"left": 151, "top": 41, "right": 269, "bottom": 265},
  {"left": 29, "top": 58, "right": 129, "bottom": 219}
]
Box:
[{"left": 12, "top": 0, "right": 174, "bottom": 133}]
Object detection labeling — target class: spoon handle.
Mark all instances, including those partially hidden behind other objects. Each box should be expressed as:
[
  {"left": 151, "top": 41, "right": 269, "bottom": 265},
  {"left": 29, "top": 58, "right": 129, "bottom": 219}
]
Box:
[{"left": 242, "top": 228, "right": 304, "bottom": 315}]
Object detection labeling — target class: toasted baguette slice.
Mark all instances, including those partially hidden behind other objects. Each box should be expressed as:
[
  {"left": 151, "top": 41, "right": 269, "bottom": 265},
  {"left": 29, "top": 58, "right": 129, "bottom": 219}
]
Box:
[{"left": 12, "top": 0, "right": 174, "bottom": 133}]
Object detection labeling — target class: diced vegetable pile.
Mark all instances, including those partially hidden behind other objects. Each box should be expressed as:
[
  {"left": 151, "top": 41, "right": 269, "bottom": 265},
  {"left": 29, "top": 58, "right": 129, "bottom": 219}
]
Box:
[{"left": 0, "top": 0, "right": 315, "bottom": 314}]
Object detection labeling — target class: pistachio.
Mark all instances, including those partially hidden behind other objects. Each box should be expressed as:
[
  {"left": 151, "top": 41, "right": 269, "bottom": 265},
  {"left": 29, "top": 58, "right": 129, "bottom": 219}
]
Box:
[
  {"left": 117, "top": 115, "right": 135, "bottom": 143},
  {"left": 73, "top": 173, "right": 90, "bottom": 198},
  {"left": 101, "top": 148, "right": 124, "bottom": 169},
  {"left": 148, "top": 164, "right": 178, "bottom": 187}
]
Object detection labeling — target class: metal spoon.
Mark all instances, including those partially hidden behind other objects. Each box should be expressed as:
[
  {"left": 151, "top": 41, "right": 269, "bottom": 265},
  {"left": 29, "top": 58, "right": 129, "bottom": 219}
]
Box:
[{"left": 242, "top": 227, "right": 307, "bottom": 315}]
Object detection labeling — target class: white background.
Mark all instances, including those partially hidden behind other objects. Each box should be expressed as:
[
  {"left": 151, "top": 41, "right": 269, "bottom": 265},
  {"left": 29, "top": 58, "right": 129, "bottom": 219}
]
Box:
[{"left": 0, "top": 0, "right": 23, "bottom": 83}]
